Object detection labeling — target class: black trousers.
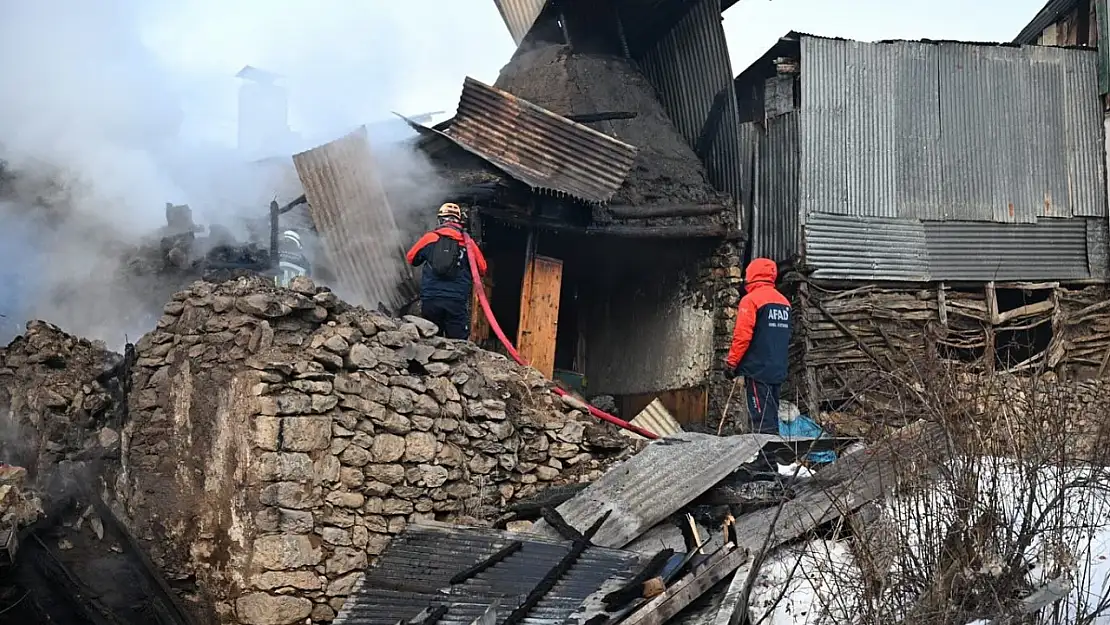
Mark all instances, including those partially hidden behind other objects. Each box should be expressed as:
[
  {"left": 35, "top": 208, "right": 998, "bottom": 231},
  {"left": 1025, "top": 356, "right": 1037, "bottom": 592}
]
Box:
[{"left": 421, "top": 297, "right": 470, "bottom": 340}]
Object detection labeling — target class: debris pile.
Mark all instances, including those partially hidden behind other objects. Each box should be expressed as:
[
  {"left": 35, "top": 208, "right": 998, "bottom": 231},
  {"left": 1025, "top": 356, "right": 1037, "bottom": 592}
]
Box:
[
  {"left": 0, "top": 464, "right": 43, "bottom": 548},
  {"left": 115, "top": 274, "right": 641, "bottom": 624},
  {"left": 0, "top": 320, "right": 125, "bottom": 476},
  {"left": 338, "top": 425, "right": 942, "bottom": 625}
]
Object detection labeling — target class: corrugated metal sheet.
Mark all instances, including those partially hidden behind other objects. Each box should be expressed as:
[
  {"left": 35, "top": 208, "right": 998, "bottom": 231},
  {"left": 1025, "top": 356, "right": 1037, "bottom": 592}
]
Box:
[
  {"left": 292, "top": 126, "right": 417, "bottom": 312},
  {"left": 799, "top": 36, "right": 901, "bottom": 219},
  {"left": 334, "top": 524, "right": 643, "bottom": 625},
  {"left": 939, "top": 44, "right": 1040, "bottom": 224},
  {"left": 446, "top": 77, "right": 637, "bottom": 204},
  {"left": 737, "top": 121, "right": 759, "bottom": 230},
  {"left": 1087, "top": 217, "right": 1109, "bottom": 279},
  {"left": 799, "top": 37, "right": 1105, "bottom": 223},
  {"left": 803, "top": 213, "right": 930, "bottom": 281},
  {"left": 1060, "top": 48, "right": 1106, "bottom": 216},
  {"left": 1014, "top": 0, "right": 1080, "bottom": 44},
  {"left": 492, "top": 0, "right": 547, "bottom": 45},
  {"left": 752, "top": 112, "right": 799, "bottom": 262},
  {"left": 531, "top": 432, "right": 781, "bottom": 548},
  {"left": 924, "top": 219, "right": 1090, "bottom": 281},
  {"left": 638, "top": 0, "right": 745, "bottom": 214},
  {"left": 619, "top": 398, "right": 684, "bottom": 440}
]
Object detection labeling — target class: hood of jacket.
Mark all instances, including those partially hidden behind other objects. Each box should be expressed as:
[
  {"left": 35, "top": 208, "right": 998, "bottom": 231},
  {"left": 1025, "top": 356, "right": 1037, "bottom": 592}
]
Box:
[{"left": 744, "top": 258, "right": 778, "bottom": 291}]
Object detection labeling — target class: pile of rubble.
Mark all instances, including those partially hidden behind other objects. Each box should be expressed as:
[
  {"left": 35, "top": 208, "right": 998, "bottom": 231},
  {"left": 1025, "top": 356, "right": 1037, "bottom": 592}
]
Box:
[{"left": 0, "top": 320, "right": 125, "bottom": 476}]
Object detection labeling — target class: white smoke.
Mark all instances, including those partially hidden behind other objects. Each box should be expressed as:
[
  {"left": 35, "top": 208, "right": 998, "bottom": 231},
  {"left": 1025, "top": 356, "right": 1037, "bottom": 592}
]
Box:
[{"left": 0, "top": 0, "right": 514, "bottom": 345}]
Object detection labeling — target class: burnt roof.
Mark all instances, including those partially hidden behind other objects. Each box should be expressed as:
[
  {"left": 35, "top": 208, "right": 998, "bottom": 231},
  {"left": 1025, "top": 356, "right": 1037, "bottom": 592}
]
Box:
[{"left": 494, "top": 44, "right": 731, "bottom": 209}]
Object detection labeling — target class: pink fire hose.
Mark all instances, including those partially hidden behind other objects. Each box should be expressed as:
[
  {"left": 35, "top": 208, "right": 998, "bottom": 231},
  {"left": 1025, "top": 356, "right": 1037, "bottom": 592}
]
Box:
[{"left": 463, "top": 234, "right": 659, "bottom": 440}]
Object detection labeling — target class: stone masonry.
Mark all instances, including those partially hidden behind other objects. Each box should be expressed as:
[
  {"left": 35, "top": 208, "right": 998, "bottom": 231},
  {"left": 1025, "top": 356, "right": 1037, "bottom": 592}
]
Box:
[{"left": 115, "top": 275, "right": 639, "bottom": 625}]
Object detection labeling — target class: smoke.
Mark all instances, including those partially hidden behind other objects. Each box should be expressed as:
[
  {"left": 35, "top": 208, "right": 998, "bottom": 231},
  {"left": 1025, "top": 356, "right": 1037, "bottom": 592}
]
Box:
[{"left": 0, "top": 0, "right": 514, "bottom": 346}]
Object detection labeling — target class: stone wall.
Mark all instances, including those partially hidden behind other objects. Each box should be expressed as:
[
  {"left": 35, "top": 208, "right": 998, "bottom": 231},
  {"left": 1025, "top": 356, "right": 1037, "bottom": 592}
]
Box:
[
  {"left": 117, "top": 275, "right": 639, "bottom": 625},
  {"left": 704, "top": 240, "right": 744, "bottom": 430}
]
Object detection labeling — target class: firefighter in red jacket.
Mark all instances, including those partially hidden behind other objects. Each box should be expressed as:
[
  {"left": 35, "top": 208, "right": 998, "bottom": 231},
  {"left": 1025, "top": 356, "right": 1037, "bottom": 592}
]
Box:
[
  {"left": 724, "top": 258, "right": 792, "bottom": 437},
  {"left": 405, "top": 203, "right": 488, "bottom": 340}
]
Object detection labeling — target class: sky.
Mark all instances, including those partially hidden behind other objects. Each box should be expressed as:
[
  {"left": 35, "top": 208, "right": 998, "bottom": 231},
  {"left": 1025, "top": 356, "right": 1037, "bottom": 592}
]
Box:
[{"left": 138, "top": 0, "right": 1052, "bottom": 147}]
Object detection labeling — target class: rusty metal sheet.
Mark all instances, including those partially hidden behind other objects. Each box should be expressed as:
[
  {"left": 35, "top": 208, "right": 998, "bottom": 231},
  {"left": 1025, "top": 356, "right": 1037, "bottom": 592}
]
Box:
[
  {"left": 531, "top": 433, "right": 783, "bottom": 549},
  {"left": 445, "top": 77, "right": 637, "bottom": 204},
  {"left": 332, "top": 523, "right": 644, "bottom": 625},
  {"left": 492, "top": 0, "right": 548, "bottom": 45},
  {"left": 292, "top": 126, "right": 417, "bottom": 312}
]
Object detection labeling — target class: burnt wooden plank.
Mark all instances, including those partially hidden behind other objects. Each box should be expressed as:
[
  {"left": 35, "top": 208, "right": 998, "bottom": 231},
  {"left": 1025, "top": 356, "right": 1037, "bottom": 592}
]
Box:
[{"left": 619, "top": 421, "right": 951, "bottom": 625}]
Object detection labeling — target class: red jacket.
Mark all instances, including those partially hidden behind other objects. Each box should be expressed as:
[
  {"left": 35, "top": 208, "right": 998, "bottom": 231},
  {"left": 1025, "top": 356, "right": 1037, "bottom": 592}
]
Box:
[
  {"left": 405, "top": 225, "right": 487, "bottom": 301},
  {"left": 725, "top": 258, "right": 792, "bottom": 384}
]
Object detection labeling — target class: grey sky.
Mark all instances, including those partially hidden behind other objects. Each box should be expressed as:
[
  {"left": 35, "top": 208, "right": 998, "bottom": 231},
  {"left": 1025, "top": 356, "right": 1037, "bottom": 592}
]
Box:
[{"left": 148, "top": 0, "right": 1053, "bottom": 146}]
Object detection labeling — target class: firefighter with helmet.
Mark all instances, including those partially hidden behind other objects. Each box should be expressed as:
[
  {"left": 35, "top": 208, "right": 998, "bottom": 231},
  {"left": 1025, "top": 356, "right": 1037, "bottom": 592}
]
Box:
[{"left": 405, "top": 203, "right": 488, "bottom": 339}]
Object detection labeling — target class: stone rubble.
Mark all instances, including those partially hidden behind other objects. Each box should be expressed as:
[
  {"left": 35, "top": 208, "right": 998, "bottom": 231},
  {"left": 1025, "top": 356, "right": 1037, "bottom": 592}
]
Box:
[
  {"left": 115, "top": 274, "right": 641, "bottom": 625},
  {"left": 0, "top": 320, "right": 125, "bottom": 477}
]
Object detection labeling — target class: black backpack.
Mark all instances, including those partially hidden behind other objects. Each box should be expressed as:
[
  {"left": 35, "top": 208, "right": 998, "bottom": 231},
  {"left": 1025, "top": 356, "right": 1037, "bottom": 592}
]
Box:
[{"left": 428, "top": 234, "right": 464, "bottom": 279}]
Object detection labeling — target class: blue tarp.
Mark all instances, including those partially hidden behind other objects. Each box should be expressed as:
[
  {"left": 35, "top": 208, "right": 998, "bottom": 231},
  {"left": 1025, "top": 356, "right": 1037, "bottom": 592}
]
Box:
[{"left": 779, "top": 414, "right": 837, "bottom": 464}]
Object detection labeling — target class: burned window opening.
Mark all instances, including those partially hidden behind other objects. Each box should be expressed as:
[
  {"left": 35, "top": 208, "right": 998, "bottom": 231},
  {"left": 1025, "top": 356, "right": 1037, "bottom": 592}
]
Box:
[{"left": 993, "top": 287, "right": 1054, "bottom": 370}]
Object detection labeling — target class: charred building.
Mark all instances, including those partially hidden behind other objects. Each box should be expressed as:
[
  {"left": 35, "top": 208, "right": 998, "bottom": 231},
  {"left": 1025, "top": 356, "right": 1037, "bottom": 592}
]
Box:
[{"left": 406, "top": 0, "right": 750, "bottom": 428}]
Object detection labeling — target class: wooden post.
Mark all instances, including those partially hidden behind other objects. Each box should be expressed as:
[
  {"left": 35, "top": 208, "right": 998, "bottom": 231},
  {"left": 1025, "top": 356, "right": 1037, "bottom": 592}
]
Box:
[
  {"left": 517, "top": 255, "right": 563, "bottom": 379},
  {"left": 937, "top": 282, "right": 948, "bottom": 327},
  {"left": 469, "top": 260, "right": 493, "bottom": 344}
]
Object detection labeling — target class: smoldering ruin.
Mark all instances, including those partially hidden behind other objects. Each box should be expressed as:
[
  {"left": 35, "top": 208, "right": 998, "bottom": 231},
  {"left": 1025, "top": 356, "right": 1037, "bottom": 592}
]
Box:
[{"left": 4, "top": 0, "right": 1110, "bottom": 624}]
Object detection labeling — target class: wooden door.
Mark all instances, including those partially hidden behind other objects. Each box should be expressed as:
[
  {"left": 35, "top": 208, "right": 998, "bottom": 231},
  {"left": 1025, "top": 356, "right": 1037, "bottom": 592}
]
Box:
[
  {"left": 469, "top": 260, "right": 494, "bottom": 343},
  {"left": 517, "top": 255, "right": 563, "bottom": 379}
]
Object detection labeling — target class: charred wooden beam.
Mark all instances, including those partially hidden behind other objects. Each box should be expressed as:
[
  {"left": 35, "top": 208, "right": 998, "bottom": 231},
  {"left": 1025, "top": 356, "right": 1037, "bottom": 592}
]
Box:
[
  {"left": 502, "top": 511, "right": 612, "bottom": 625},
  {"left": 607, "top": 203, "right": 724, "bottom": 219},
  {"left": 540, "top": 507, "right": 587, "bottom": 543},
  {"left": 567, "top": 112, "right": 638, "bottom": 123},
  {"left": 587, "top": 224, "right": 733, "bottom": 239},
  {"left": 449, "top": 541, "right": 523, "bottom": 585},
  {"left": 602, "top": 548, "right": 675, "bottom": 610}
]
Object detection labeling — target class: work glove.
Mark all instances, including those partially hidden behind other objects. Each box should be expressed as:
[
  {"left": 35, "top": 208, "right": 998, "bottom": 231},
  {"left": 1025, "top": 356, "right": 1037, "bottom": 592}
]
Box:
[{"left": 724, "top": 368, "right": 737, "bottom": 380}]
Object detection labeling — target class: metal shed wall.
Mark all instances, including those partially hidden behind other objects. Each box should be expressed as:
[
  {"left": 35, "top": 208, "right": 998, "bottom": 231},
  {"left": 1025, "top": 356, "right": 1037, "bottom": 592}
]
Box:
[
  {"left": 751, "top": 113, "right": 800, "bottom": 262},
  {"left": 639, "top": 0, "right": 744, "bottom": 221},
  {"left": 803, "top": 213, "right": 930, "bottom": 281},
  {"left": 923, "top": 219, "right": 1091, "bottom": 281},
  {"left": 793, "top": 36, "right": 1107, "bottom": 282},
  {"left": 798, "top": 37, "right": 1105, "bottom": 223}
]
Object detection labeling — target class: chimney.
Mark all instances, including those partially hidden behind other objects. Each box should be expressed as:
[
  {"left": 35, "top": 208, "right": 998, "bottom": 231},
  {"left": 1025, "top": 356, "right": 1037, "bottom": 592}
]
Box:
[{"left": 236, "top": 65, "right": 290, "bottom": 156}]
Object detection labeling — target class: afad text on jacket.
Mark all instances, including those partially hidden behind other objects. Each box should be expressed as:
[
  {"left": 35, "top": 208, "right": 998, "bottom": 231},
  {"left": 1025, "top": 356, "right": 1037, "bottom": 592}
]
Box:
[
  {"left": 725, "top": 258, "right": 792, "bottom": 384},
  {"left": 405, "top": 224, "right": 488, "bottom": 301}
]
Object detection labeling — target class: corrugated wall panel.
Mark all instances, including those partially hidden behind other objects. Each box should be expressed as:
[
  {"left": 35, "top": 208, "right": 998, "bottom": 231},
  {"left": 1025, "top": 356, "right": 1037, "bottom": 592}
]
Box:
[
  {"left": 938, "top": 44, "right": 1039, "bottom": 224},
  {"left": 799, "top": 38, "right": 1105, "bottom": 225},
  {"left": 1027, "top": 47, "right": 1071, "bottom": 218},
  {"left": 639, "top": 0, "right": 744, "bottom": 215},
  {"left": 1062, "top": 50, "right": 1106, "bottom": 217},
  {"left": 894, "top": 42, "right": 945, "bottom": 220},
  {"left": 1087, "top": 217, "right": 1109, "bottom": 280},
  {"left": 804, "top": 212, "right": 930, "bottom": 281},
  {"left": 924, "top": 219, "right": 1090, "bottom": 281},
  {"left": 800, "top": 37, "right": 898, "bottom": 218},
  {"left": 737, "top": 121, "right": 760, "bottom": 224},
  {"left": 493, "top": 0, "right": 547, "bottom": 45},
  {"left": 753, "top": 113, "right": 799, "bottom": 262},
  {"left": 292, "top": 126, "right": 416, "bottom": 312}
]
